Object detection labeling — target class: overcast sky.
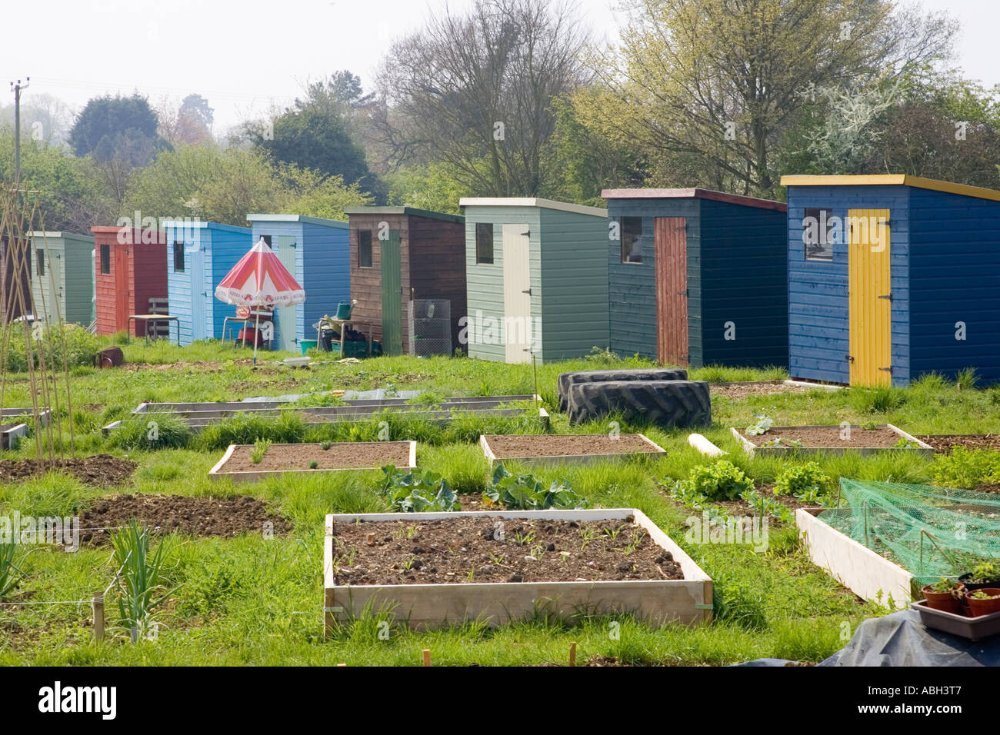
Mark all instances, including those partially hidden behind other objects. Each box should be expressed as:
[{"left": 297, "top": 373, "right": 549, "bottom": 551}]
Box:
[{"left": 3, "top": 0, "right": 998, "bottom": 133}]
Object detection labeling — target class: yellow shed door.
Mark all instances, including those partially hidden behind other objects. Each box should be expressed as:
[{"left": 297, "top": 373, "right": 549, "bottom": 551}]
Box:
[{"left": 848, "top": 208, "right": 892, "bottom": 386}]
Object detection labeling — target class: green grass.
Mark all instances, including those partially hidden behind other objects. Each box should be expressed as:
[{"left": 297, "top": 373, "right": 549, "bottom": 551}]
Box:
[{"left": 0, "top": 340, "right": 997, "bottom": 665}]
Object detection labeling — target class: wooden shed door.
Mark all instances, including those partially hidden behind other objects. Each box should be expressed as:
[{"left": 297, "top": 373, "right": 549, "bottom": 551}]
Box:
[
  {"left": 502, "top": 224, "right": 532, "bottom": 364},
  {"left": 274, "top": 235, "right": 298, "bottom": 351},
  {"left": 655, "top": 217, "right": 688, "bottom": 365},
  {"left": 115, "top": 245, "right": 131, "bottom": 333},
  {"left": 189, "top": 243, "right": 207, "bottom": 342},
  {"left": 380, "top": 231, "right": 404, "bottom": 355},
  {"left": 848, "top": 209, "right": 892, "bottom": 386}
]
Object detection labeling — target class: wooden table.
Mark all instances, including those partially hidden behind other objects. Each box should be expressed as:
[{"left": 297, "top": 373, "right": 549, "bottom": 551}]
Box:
[{"left": 128, "top": 314, "right": 180, "bottom": 345}]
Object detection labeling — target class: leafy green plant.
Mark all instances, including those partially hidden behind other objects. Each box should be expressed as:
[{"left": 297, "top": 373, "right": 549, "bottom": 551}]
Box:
[
  {"left": 686, "top": 461, "right": 755, "bottom": 501},
  {"left": 108, "top": 413, "right": 192, "bottom": 451},
  {"left": 110, "top": 522, "right": 173, "bottom": 642},
  {"left": 740, "top": 489, "right": 795, "bottom": 525},
  {"left": 0, "top": 542, "right": 25, "bottom": 599},
  {"left": 774, "top": 462, "right": 832, "bottom": 498},
  {"left": 970, "top": 589, "right": 998, "bottom": 601},
  {"left": 932, "top": 447, "right": 1000, "bottom": 489},
  {"left": 763, "top": 437, "right": 803, "bottom": 449},
  {"left": 308, "top": 460, "right": 319, "bottom": 470},
  {"left": 320, "top": 441, "right": 333, "bottom": 450},
  {"left": 926, "top": 577, "right": 960, "bottom": 594},
  {"left": 379, "top": 466, "right": 460, "bottom": 512},
  {"left": 852, "top": 386, "right": 906, "bottom": 414},
  {"left": 482, "top": 465, "right": 587, "bottom": 510},
  {"left": 249, "top": 439, "right": 272, "bottom": 465},
  {"left": 745, "top": 414, "right": 773, "bottom": 436},
  {"left": 967, "top": 561, "right": 1000, "bottom": 585}
]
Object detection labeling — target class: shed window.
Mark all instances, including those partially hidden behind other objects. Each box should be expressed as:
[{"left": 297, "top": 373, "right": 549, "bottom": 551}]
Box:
[
  {"left": 803, "top": 208, "right": 834, "bottom": 261},
  {"left": 36, "top": 249, "right": 45, "bottom": 276},
  {"left": 620, "top": 217, "right": 643, "bottom": 263},
  {"left": 475, "top": 223, "right": 494, "bottom": 264},
  {"left": 100, "top": 244, "right": 111, "bottom": 275},
  {"left": 261, "top": 235, "right": 272, "bottom": 246},
  {"left": 173, "top": 242, "right": 185, "bottom": 272},
  {"left": 358, "top": 230, "right": 373, "bottom": 268}
]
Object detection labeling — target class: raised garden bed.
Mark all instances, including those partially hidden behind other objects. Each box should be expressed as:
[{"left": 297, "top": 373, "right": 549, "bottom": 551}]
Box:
[
  {"left": 103, "top": 395, "right": 548, "bottom": 433},
  {"left": 79, "top": 494, "right": 292, "bottom": 546},
  {"left": 209, "top": 441, "right": 416, "bottom": 482},
  {"left": 0, "top": 408, "right": 52, "bottom": 449},
  {"left": 0, "top": 454, "right": 136, "bottom": 487},
  {"left": 796, "top": 507, "right": 914, "bottom": 609},
  {"left": 731, "top": 424, "right": 932, "bottom": 457},
  {"left": 323, "top": 508, "right": 712, "bottom": 631},
  {"left": 919, "top": 434, "right": 1000, "bottom": 452},
  {"left": 479, "top": 433, "right": 665, "bottom": 466}
]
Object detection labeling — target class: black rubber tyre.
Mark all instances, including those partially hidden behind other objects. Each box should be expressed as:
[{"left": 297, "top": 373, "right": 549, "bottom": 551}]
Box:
[
  {"left": 567, "top": 380, "right": 711, "bottom": 428},
  {"left": 557, "top": 369, "right": 688, "bottom": 412}
]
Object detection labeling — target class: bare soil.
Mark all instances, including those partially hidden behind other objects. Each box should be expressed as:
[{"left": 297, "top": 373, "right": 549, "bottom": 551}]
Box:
[
  {"left": 919, "top": 435, "right": 1000, "bottom": 452},
  {"left": 0, "top": 454, "right": 136, "bottom": 487},
  {"left": 79, "top": 494, "right": 292, "bottom": 546},
  {"left": 484, "top": 434, "right": 660, "bottom": 459},
  {"left": 744, "top": 425, "right": 909, "bottom": 449},
  {"left": 329, "top": 517, "right": 682, "bottom": 585},
  {"left": 220, "top": 441, "right": 411, "bottom": 473}
]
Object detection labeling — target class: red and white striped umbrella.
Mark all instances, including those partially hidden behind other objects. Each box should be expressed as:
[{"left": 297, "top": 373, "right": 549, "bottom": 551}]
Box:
[{"left": 215, "top": 237, "right": 305, "bottom": 308}]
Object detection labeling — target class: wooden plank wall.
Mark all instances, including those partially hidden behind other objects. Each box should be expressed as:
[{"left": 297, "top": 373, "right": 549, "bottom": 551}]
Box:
[{"left": 409, "top": 215, "right": 466, "bottom": 352}]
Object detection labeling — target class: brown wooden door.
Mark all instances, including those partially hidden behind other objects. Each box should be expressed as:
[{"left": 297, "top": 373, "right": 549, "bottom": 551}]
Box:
[
  {"left": 115, "top": 245, "right": 131, "bottom": 333},
  {"left": 655, "top": 217, "right": 688, "bottom": 365}
]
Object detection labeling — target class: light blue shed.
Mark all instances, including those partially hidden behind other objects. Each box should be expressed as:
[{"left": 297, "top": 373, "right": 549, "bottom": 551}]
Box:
[
  {"left": 164, "top": 220, "right": 252, "bottom": 346},
  {"left": 247, "top": 214, "right": 350, "bottom": 352}
]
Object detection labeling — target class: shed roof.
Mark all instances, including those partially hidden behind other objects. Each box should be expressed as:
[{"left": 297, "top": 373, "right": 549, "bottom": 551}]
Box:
[
  {"left": 160, "top": 220, "right": 250, "bottom": 234},
  {"left": 246, "top": 213, "right": 348, "bottom": 229},
  {"left": 27, "top": 231, "right": 94, "bottom": 242},
  {"left": 459, "top": 197, "right": 607, "bottom": 217},
  {"left": 600, "top": 188, "right": 786, "bottom": 212},
  {"left": 780, "top": 175, "right": 1000, "bottom": 203},
  {"left": 343, "top": 206, "right": 464, "bottom": 224}
]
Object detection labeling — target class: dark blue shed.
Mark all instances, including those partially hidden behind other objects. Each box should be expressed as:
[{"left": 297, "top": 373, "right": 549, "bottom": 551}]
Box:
[
  {"left": 782, "top": 175, "right": 1000, "bottom": 387},
  {"left": 247, "top": 214, "right": 350, "bottom": 352},
  {"left": 602, "top": 188, "right": 788, "bottom": 368}
]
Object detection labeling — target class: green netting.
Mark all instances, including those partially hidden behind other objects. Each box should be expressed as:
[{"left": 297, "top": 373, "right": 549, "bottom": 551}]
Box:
[{"left": 819, "top": 479, "right": 1000, "bottom": 583}]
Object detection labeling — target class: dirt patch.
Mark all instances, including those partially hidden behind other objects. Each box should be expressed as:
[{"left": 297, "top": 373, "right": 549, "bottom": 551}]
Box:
[
  {"left": 219, "top": 441, "right": 412, "bottom": 473},
  {"left": 329, "top": 517, "right": 682, "bottom": 585},
  {"left": 0, "top": 454, "right": 136, "bottom": 488},
  {"left": 742, "top": 425, "right": 909, "bottom": 449},
  {"left": 712, "top": 382, "right": 813, "bottom": 400},
  {"left": 79, "top": 494, "right": 292, "bottom": 546},
  {"left": 484, "top": 434, "right": 660, "bottom": 459},
  {"left": 919, "top": 435, "right": 1000, "bottom": 452}
]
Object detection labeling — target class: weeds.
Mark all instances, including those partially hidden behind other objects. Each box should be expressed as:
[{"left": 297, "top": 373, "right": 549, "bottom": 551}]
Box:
[{"left": 109, "top": 522, "right": 173, "bottom": 642}]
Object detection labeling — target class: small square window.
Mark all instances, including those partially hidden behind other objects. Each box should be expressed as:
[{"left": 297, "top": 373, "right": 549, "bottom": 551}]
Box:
[
  {"left": 358, "top": 230, "right": 373, "bottom": 268},
  {"left": 620, "top": 217, "right": 643, "bottom": 263},
  {"left": 475, "top": 222, "right": 494, "bottom": 264},
  {"left": 261, "top": 235, "right": 272, "bottom": 246},
  {"left": 803, "top": 208, "right": 834, "bottom": 261},
  {"left": 100, "top": 244, "right": 111, "bottom": 275},
  {"left": 173, "top": 242, "right": 185, "bottom": 272},
  {"left": 36, "top": 249, "right": 45, "bottom": 276}
]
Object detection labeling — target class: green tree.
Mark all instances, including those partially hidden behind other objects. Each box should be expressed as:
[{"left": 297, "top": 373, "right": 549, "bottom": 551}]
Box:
[{"left": 69, "top": 94, "right": 167, "bottom": 165}]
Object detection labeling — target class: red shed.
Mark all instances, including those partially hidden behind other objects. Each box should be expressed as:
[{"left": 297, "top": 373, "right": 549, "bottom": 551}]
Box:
[{"left": 92, "top": 226, "right": 168, "bottom": 337}]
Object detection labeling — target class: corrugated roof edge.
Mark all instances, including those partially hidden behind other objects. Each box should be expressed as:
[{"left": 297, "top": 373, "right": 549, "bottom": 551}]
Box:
[
  {"left": 459, "top": 197, "right": 608, "bottom": 217},
  {"left": 246, "top": 213, "right": 348, "bottom": 228},
  {"left": 342, "top": 206, "right": 464, "bottom": 224},
  {"left": 779, "top": 174, "right": 1000, "bottom": 203},
  {"left": 600, "top": 188, "right": 786, "bottom": 212}
]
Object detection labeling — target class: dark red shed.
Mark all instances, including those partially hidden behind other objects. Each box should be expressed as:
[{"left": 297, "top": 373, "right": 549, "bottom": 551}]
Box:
[{"left": 92, "top": 226, "right": 168, "bottom": 337}]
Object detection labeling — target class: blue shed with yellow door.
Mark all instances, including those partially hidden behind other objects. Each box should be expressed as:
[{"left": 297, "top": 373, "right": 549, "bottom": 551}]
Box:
[{"left": 782, "top": 175, "right": 1000, "bottom": 387}]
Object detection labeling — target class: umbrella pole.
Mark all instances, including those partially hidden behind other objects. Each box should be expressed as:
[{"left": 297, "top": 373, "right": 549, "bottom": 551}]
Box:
[{"left": 252, "top": 309, "right": 260, "bottom": 367}]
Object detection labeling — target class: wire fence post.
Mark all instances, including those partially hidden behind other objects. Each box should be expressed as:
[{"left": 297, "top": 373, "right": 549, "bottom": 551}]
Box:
[{"left": 92, "top": 594, "right": 105, "bottom": 642}]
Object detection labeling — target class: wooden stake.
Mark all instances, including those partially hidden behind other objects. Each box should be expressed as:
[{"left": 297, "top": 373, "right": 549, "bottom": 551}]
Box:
[
  {"left": 92, "top": 594, "right": 105, "bottom": 643},
  {"left": 422, "top": 648, "right": 431, "bottom": 667},
  {"left": 569, "top": 642, "right": 577, "bottom": 667}
]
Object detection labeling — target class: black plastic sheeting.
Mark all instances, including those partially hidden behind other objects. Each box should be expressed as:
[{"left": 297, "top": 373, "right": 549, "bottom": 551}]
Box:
[{"left": 740, "top": 610, "right": 1000, "bottom": 667}]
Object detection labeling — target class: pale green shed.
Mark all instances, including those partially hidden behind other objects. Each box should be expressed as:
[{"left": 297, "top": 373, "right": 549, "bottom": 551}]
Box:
[
  {"left": 28, "top": 231, "right": 95, "bottom": 326},
  {"left": 459, "top": 198, "right": 609, "bottom": 364}
]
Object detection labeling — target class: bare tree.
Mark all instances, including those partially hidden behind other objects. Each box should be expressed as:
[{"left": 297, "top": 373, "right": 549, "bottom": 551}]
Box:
[{"left": 375, "top": 0, "right": 590, "bottom": 196}]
